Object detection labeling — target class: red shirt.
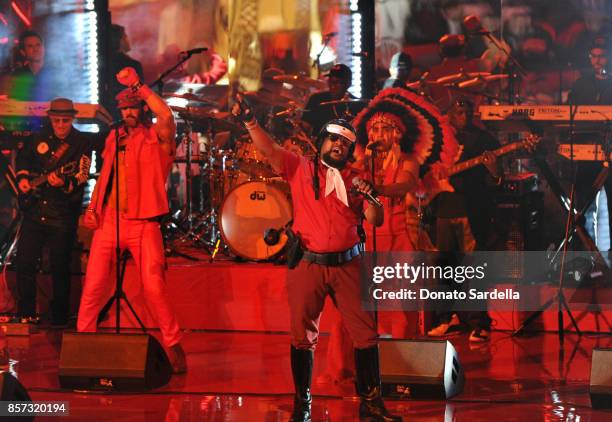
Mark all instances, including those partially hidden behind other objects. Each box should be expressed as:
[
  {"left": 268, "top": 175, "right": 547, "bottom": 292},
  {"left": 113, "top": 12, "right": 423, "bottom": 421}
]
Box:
[
  {"left": 93, "top": 125, "right": 174, "bottom": 219},
  {"left": 280, "top": 150, "right": 363, "bottom": 253}
]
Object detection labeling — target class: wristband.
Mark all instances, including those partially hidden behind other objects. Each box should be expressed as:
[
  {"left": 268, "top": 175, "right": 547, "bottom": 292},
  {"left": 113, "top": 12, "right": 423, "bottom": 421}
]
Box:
[
  {"left": 130, "top": 81, "right": 143, "bottom": 92},
  {"left": 132, "top": 83, "right": 153, "bottom": 102},
  {"left": 244, "top": 119, "right": 258, "bottom": 130}
]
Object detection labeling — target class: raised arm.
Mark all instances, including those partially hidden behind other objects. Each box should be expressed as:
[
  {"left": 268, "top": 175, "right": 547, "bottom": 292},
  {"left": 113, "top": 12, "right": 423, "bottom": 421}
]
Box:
[
  {"left": 116, "top": 67, "right": 176, "bottom": 156},
  {"left": 231, "top": 94, "right": 285, "bottom": 172}
]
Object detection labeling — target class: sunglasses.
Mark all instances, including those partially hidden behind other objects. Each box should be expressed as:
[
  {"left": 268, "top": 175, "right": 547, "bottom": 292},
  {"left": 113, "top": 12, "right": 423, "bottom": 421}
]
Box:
[
  {"left": 50, "top": 117, "right": 74, "bottom": 124},
  {"left": 328, "top": 134, "right": 352, "bottom": 146}
]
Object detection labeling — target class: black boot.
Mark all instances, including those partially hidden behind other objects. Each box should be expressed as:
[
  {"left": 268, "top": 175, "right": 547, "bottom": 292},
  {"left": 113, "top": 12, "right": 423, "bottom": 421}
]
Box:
[
  {"left": 355, "top": 346, "right": 402, "bottom": 421},
  {"left": 290, "top": 346, "right": 313, "bottom": 422}
]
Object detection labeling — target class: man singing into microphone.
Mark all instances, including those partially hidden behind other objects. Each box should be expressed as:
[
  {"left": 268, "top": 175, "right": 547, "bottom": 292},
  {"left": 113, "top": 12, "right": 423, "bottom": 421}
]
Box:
[
  {"left": 317, "top": 87, "right": 458, "bottom": 384},
  {"left": 77, "top": 67, "right": 186, "bottom": 374},
  {"left": 232, "top": 97, "right": 401, "bottom": 422}
]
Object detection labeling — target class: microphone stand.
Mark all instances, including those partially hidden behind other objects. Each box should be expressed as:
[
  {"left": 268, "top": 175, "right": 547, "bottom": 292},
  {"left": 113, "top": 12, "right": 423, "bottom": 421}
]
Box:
[
  {"left": 471, "top": 26, "right": 526, "bottom": 104},
  {"left": 151, "top": 52, "right": 197, "bottom": 94},
  {"left": 370, "top": 150, "right": 377, "bottom": 256},
  {"left": 513, "top": 102, "right": 583, "bottom": 342},
  {"left": 96, "top": 125, "right": 146, "bottom": 332},
  {"left": 479, "top": 31, "right": 527, "bottom": 77},
  {"left": 312, "top": 35, "right": 333, "bottom": 77},
  {"left": 369, "top": 151, "right": 379, "bottom": 328}
]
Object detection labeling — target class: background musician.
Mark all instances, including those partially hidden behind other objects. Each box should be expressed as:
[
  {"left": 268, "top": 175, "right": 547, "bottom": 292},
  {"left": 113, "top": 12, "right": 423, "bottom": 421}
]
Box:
[
  {"left": 427, "top": 98, "right": 499, "bottom": 342},
  {"left": 15, "top": 98, "right": 92, "bottom": 326},
  {"left": 568, "top": 36, "right": 612, "bottom": 253}
]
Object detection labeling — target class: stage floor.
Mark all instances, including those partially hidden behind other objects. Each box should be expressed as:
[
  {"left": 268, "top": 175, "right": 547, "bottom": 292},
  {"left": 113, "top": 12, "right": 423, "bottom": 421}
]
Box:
[{"left": 9, "top": 328, "right": 612, "bottom": 421}]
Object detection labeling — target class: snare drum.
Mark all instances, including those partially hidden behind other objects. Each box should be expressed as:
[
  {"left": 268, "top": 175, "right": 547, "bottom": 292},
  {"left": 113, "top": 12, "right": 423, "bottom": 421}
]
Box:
[{"left": 220, "top": 181, "right": 292, "bottom": 261}]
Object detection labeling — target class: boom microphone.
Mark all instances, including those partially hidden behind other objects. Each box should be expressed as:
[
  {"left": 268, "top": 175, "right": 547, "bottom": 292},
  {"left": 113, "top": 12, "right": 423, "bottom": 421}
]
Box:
[{"left": 180, "top": 47, "right": 208, "bottom": 55}]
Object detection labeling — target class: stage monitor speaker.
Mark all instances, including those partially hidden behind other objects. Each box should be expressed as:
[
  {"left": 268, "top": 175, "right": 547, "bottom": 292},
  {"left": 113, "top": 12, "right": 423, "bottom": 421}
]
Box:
[
  {"left": 379, "top": 339, "right": 464, "bottom": 399},
  {"left": 59, "top": 332, "right": 172, "bottom": 391},
  {"left": 0, "top": 371, "right": 33, "bottom": 422},
  {"left": 590, "top": 348, "right": 612, "bottom": 408},
  {"left": 0, "top": 371, "right": 31, "bottom": 401}
]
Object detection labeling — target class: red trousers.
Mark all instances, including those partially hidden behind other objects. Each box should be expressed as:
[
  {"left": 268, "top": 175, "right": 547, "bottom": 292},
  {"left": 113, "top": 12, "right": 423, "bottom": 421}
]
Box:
[
  {"left": 287, "top": 257, "right": 377, "bottom": 351},
  {"left": 77, "top": 208, "right": 182, "bottom": 347}
]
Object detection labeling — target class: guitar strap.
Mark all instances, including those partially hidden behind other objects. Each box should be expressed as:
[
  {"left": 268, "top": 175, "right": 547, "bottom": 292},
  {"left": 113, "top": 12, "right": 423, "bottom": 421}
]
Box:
[{"left": 43, "top": 141, "right": 70, "bottom": 173}]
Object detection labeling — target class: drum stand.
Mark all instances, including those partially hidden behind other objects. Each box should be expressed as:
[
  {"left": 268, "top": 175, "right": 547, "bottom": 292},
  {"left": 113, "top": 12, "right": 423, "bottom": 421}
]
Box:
[
  {"left": 178, "top": 122, "right": 230, "bottom": 260},
  {"left": 164, "top": 121, "right": 200, "bottom": 261}
]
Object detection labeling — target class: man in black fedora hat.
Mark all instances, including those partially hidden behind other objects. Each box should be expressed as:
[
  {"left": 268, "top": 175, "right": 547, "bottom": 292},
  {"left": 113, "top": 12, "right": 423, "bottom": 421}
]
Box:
[{"left": 14, "top": 97, "right": 93, "bottom": 326}]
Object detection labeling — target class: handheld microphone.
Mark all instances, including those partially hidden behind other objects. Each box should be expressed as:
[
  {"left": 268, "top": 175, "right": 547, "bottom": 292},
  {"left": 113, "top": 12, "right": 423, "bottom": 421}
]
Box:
[
  {"left": 366, "top": 141, "right": 383, "bottom": 150},
  {"left": 324, "top": 32, "right": 338, "bottom": 39},
  {"left": 352, "top": 177, "right": 383, "bottom": 208},
  {"left": 180, "top": 47, "right": 208, "bottom": 56}
]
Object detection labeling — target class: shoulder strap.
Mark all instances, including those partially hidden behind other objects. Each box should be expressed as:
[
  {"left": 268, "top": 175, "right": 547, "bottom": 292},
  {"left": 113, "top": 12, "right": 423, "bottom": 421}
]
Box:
[{"left": 43, "top": 141, "right": 70, "bottom": 172}]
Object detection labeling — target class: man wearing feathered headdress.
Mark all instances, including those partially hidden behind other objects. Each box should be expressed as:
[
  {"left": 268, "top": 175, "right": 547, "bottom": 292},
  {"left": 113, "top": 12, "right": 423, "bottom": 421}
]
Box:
[{"left": 353, "top": 87, "right": 460, "bottom": 253}]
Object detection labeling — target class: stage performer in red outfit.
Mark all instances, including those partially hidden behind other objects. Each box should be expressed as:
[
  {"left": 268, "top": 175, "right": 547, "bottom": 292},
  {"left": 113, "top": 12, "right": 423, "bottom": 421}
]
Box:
[
  {"left": 77, "top": 67, "right": 186, "bottom": 374},
  {"left": 353, "top": 88, "right": 459, "bottom": 254},
  {"left": 233, "top": 95, "right": 402, "bottom": 422},
  {"left": 319, "top": 88, "right": 460, "bottom": 381}
]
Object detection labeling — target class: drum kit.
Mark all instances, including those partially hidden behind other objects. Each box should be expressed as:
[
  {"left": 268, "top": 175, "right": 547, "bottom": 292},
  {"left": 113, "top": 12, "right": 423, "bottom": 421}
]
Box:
[
  {"left": 162, "top": 77, "right": 326, "bottom": 262},
  {"left": 160, "top": 67, "right": 509, "bottom": 261}
]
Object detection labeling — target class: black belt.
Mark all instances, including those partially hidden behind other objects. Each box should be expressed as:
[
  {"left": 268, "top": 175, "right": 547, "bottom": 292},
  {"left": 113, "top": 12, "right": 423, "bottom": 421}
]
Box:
[{"left": 302, "top": 243, "right": 364, "bottom": 266}]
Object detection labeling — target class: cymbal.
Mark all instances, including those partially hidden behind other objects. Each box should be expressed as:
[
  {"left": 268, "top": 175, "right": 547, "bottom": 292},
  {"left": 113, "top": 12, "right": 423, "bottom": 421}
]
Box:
[
  {"left": 273, "top": 74, "right": 327, "bottom": 90},
  {"left": 165, "top": 93, "right": 217, "bottom": 106},
  {"left": 171, "top": 105, "right": 213, "bottom": 118},
  {"left": 484, "top": 74, "right": 508, "bottom": 82},
  {"left": 243, "top": 91, "right": 293, "bottom": 108},
  {"left": 319, "top": 98, "right": 369, "bottom": 107},
  {"left": 435, "top": 72, "right": 491, "bottom": 85},
  {"left": 405, "top": 76, "right": 441, "bottom": 90},
  {"left": 406, "top": 80, "right": 424, "bottom": 89},
  {"left": 171, "top": 107, "right": 245, "bottom": 134},
  {"left": 456, "top": 73, "right": 509, "bottom": 89}
]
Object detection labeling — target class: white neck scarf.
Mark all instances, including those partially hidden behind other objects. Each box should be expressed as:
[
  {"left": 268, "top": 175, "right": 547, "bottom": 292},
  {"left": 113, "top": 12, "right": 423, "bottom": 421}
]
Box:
[{"left": 321, "top": 160, "right": 349, "bottom": 207}]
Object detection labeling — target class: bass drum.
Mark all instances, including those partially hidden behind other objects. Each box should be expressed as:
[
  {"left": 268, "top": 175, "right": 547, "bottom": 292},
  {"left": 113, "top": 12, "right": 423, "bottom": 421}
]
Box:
[{"left": 220, "top": 181, "right": 292, "bottom": 261}]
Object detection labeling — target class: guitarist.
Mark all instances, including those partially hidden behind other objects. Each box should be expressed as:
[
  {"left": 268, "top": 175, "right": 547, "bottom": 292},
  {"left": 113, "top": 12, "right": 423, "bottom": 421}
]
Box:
[
  {"left": 427, "top": 97, "right": 500, "bottom": 342},
  {"left": 14, "top": 97, "right": 92, "bottom": 326}
]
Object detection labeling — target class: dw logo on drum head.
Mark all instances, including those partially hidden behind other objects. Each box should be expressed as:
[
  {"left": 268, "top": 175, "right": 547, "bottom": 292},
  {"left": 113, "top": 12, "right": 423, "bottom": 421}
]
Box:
[{"left": 250, "top": 191, "right": 267, "bottom": 200}]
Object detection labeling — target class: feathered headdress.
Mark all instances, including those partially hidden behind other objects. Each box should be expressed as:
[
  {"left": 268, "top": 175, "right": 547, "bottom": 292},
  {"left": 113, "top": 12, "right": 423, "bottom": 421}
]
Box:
[{"left": 353, "top": 88, "right": 460, "bottom": 175}]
